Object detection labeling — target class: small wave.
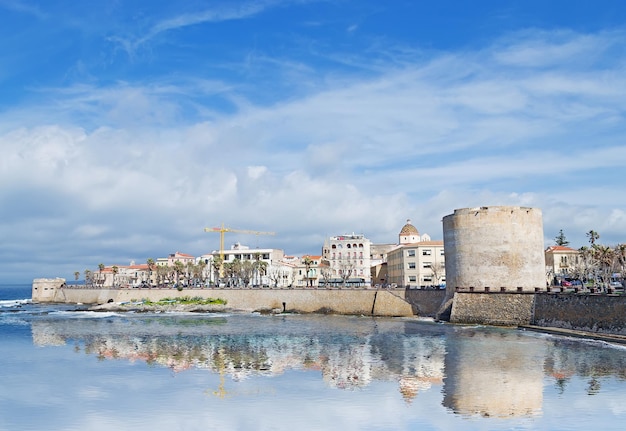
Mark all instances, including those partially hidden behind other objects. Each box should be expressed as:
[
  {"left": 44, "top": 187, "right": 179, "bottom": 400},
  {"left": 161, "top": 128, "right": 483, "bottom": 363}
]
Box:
[
  {"left": 0, "top": 298, "right": 32, "bottom": 308},
  {"left": 48, "top": 310, "right": 123, "bottom": 319}
]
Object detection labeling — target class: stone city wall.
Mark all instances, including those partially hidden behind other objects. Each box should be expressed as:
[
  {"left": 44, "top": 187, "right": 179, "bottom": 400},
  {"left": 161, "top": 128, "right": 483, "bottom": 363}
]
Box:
[
  {"left": 33, "top": 280, "right": 422, "bottom": 317},
  {"left": 450, "top": 292, "right": 535, "bottom": 326},
  {"left": 533, "top": 294, "right": 626, "bottom": 335},
  {"left": 404, "top": 289, "right": 447, "bottom": 317},
  {"left": 450, "top": 292, "right": 626, "bottom": 335}
]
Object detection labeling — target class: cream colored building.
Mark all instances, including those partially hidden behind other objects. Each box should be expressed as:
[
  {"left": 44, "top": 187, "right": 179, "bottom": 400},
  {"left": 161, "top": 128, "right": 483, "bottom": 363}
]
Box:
[
  {"left": 544, "top": 245, "right": 580, "bottom": 284},
  {"left": 386, "top": 220, "right": 445, "bottom": 288}
]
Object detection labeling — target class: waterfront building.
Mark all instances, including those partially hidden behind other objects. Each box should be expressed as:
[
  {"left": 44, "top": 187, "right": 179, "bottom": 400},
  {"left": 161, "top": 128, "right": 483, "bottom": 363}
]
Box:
[
  {"left": 209, "top": 243, "right": 286, "bottom": 287},
  {"left": 387, "top": 241, "right": 445, "bottom": 288},
  {"left": 293, "top": 255, "right": 323, "bottom": 287},
  {"left": 321, "top": 234, "right": 372, "bottom": 286},
  {"left": 91, "top": 262, "right": 151, "bottom": 287},
  {"left": 544, "top": 245, "right": 580, "bottom": 283},
  {"left": 166, "top": 251, "right": 195, "bottom": 267},
  {"left": 384, "top": 220, "right": 445, "bottom": 289}
]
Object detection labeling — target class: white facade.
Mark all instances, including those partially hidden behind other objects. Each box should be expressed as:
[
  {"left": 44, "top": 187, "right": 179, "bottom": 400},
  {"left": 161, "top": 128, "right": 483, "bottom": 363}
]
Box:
[
  {"left": 321, "top": 234, "right": 372, "bottom": 286},
  {"left": 211, "top": 243, "right": 286, "bottom": 286}
]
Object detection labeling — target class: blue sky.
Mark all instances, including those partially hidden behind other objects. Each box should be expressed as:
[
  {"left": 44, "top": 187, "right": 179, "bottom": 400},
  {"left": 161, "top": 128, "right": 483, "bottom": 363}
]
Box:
[{"left": 1, "top": 0, "right": 626, "bottom": 282}]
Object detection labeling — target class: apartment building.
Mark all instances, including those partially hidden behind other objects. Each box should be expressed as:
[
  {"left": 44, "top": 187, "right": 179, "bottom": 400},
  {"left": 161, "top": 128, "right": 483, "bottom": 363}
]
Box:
[
  {"left": 386, "top": 220, "right": 445, "bottom": 288},
  {"left": 321, "top": 233, "right": 372, "bottom": 286}
]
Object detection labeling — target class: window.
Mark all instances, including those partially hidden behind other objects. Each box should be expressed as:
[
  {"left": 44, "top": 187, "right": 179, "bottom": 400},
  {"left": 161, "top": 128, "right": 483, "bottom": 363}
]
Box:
[
  {"left": 422, "top": 250, "right": 432, "bottom": 256},
  {"left": 407, "top": 250, "right": 415, "bottom": 257},
  {"left": 423, "top": 262, "right": 432, "bottom": 268},
  {"left": 409, "top": 276, "right": 416, "bottom": 282},
  {"left": 423, "top": 277, "right": 432, "bottom": 282},
  {"left": 408, "top": 262, "right": 416, "bottom": 269}
]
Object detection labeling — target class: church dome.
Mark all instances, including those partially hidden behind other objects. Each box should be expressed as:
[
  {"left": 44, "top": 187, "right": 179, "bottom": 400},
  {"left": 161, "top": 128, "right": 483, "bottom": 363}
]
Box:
[{"left": 399, "top": 219, "right": 419, "bottom": 236}]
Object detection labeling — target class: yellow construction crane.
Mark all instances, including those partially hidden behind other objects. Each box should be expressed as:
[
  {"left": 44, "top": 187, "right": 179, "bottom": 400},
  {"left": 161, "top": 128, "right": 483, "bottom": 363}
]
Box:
[{"left": 204, "top": 223, "right": 275, "bottom": 259}]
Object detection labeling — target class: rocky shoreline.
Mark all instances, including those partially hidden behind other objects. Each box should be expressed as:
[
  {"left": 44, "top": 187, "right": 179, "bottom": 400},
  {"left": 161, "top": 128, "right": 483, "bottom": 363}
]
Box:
[{"left": 87, "top": 301, "right": 284, "bottom": 314}]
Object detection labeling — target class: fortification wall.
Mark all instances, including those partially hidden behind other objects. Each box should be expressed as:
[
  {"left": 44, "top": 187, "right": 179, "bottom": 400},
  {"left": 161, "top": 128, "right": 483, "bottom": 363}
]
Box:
[
  {"left": 533, "top": 294, "right": 626, "bottom": 335},
  {"left": 450, "top": 292, "right": 535, "bottom": 326},
  {"left": 33, "top": 284, "right": 420, "bottom": 317},
  {"left": 443, "top": 206, "right": 545, "bottom": 298},
  {"left": 32, "top": 278, "right": 67, "bottom": 301},
  {"left": 404, "top": 289, "right": 447, "bottom": 317}
]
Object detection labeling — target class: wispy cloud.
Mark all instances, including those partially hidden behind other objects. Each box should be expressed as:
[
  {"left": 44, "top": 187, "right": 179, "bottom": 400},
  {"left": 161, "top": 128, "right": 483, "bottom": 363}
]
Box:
[
  {"left": 0, "top": 0, "right": 46, "bottom": 19},
  {"left": 109, "top": 0, "right": 287, "bottom": 58}
]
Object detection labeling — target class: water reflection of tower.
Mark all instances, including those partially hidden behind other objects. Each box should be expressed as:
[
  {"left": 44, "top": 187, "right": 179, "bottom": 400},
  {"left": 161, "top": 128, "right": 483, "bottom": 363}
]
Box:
[
  {"left": 442, "top": 328, "right": 545, "bottom": 418},
  {"left": 369, "top": 323, "right": 446, "bottom": 403}
]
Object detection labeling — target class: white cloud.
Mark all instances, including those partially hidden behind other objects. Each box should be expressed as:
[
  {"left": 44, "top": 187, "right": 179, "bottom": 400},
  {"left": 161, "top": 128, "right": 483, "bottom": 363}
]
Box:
[{"left": 2, "top": 26, "right": 626, "bottom": 280}]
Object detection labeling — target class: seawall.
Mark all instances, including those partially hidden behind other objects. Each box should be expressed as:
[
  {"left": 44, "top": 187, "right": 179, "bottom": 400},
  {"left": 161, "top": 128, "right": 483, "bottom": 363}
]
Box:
[
  {"left": 32, "top": 278, "right": 446, "bottom": 317},
  {"left": 450, "top": 292, "right": 626, "bottom": 336}
]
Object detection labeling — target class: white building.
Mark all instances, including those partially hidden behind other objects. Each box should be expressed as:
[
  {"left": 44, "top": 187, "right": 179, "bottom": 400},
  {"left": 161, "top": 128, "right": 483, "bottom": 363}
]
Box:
[
  {"left": 321, "top": 233, "right": 372, "bottom": 286},
  {"left": 207, "top": 243, "right": 286, "bottom": 287}
]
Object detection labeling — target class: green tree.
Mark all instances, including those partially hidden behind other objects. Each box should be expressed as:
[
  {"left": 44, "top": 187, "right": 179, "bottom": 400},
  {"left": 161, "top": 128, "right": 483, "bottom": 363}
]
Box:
[
  {"left": 554, "top": 229, "right": 569, "bottom": 246},
  {"left": 74, "top": 271, "right": 80, "bottom": 283}
]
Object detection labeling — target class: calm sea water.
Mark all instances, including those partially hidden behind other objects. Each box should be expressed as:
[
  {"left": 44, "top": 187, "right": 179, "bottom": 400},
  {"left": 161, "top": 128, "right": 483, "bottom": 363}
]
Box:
[{"left": 1, "top": 283, "right": 626, "bottom": 431}]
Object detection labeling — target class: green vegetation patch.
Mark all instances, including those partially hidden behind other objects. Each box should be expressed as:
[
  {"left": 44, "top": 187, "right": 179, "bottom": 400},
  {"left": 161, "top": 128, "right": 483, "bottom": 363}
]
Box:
[{"left": 125, "top": 296, "right": 227, "bottom": 307}]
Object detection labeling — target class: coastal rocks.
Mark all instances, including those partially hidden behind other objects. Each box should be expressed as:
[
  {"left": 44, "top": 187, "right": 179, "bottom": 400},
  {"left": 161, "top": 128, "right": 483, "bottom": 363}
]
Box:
[{"left": 88, "top": 302, "right": 230, "bottom": 313}]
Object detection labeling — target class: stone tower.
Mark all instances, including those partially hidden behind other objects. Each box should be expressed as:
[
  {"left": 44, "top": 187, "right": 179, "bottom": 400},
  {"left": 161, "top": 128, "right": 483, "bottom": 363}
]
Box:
[{"left": 442, "top": 206, "right": 545, "bottom": 297}]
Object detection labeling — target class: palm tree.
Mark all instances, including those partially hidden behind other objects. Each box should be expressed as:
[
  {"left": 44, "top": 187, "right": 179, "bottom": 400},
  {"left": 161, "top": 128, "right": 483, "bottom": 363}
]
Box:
[
  {"left": 84, "top": 269, "right": 93, "bottom": 287},
  {"left": 98, "top": 263, "right": 105, "bottom": 286},
  {"left": 111, "top": 265, "right": 119, "bottom": 287},
  {"left": 594, "top": 246, "right": 615, "bottom": 291},
  {"left": 303, "top": 256, "right": 313, "bottom": 287},
  {"left": 586, "top": 230, "right": 599, "bottom": 246},
  {"left": 146, "top": 258, "right": 155, "bottom": 286},
  {"left": 212, "top": 256, "right": 223, "bottom": 286},
  {"left": 74, "top": 271, "right": 80, "bottom": 284},
  {"left": 256, "top": 261, "right": 268, "bottom": 287},
  {"left": 173, "top": 261, "right": 185, "bottom": 287},
  {"left": 614, "top": 244, "right": 626, "bottom": 283}
]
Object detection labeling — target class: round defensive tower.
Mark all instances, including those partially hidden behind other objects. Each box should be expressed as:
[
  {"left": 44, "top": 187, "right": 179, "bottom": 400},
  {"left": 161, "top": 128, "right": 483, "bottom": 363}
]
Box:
[{"left": 442, "top": 206, "right": 545, "bottom": 296}]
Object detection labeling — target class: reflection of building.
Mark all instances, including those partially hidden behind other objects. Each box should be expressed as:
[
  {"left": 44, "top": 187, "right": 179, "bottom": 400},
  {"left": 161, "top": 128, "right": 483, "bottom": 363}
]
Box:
[
  {"left": 442, "top": 329, "right": 545, "bottom": 418},
  {"left": 30, "top": 316, "right": 447, "bottom": 396}
]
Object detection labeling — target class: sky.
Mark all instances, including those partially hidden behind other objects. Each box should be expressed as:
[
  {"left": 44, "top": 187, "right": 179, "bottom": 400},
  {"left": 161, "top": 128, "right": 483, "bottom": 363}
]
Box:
[{"left": 1, "top": 0, "right": 626, "bottom": 283}]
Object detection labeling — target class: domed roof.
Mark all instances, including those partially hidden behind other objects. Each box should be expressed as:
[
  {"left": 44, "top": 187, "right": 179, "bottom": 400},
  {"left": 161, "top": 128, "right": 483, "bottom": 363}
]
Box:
[{"left": 399, "top": 219, "right": 419, "bottom": 236}]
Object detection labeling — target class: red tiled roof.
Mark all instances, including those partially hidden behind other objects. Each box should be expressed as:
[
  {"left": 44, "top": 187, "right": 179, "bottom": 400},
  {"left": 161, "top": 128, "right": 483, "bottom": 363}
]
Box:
[{"left": 546, "top": 245, "right": 578, "bottom": 252}]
